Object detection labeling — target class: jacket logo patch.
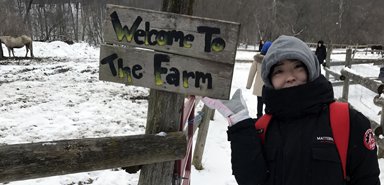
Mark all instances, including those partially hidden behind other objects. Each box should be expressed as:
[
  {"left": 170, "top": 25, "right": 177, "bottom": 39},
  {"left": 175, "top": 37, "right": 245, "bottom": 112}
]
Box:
[
  {"left": 316, "top": 136, "right": 334, "bottom": 143},
  {"left": 364, "top": 129, "right": 376, "bottom": 150},
  {"left": 256, "top": 128, "right": 264, "bottom": 134}
]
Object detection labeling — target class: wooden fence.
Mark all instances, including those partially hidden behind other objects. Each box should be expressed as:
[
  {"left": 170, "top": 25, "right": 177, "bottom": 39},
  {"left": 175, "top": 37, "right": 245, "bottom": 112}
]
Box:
[
  {"left": 0, "top": 96, "right": 214, "bottom": 184},
  {"left": 7, "top": 37, "right": 384, "bottom": 184},
  {"left": 0, "top": 132, "right": 186, "bottom": 182},
  {"left": 323, "top": 46, "right": 384, "bottom": 157},
  {"left": 0, "top": 3, "right": 235, "bottom": 185}
]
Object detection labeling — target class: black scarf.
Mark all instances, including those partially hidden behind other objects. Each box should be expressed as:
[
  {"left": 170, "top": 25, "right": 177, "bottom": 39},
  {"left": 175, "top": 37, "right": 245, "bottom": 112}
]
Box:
[{"left": 262, "top": 75, "right": 335, "bottom": 119}]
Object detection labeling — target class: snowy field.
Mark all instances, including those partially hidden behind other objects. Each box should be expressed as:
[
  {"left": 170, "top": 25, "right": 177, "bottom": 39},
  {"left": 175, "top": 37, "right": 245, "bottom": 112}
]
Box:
[{"left": 1, "top": 41, "right": 384, "bottom": 184}]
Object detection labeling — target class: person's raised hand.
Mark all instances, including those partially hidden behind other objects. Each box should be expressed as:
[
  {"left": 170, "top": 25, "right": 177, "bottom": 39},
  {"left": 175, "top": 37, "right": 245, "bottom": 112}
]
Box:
[{"left": 202, "top": 89, "right": 250, "bottom": 126}]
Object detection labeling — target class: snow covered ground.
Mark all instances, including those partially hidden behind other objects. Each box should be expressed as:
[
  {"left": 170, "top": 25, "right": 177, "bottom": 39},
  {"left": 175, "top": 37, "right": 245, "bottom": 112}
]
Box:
[{"left": 1, "top": 41, "right": 384, "bottom": 184}]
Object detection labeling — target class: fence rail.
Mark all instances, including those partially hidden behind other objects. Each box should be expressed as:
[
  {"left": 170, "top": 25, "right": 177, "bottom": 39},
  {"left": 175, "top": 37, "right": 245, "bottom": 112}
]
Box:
[
  {"left": 324, "top": 47, "right": 384, "bottom": 157},
  {"left": 0, "top": 95, "right": 215, "bottom": 184},
  {"left": 0, "top": 132, "right": 186, "bottom": 183}
]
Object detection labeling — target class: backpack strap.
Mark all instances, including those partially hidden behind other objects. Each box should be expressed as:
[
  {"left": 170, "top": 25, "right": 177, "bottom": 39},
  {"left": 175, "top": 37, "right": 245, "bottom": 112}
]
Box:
[
  {"left": 254, "top": 114, "right": 272, "bottom": 144},
  {"left": 329, "top": 101, "right": 350, "bottom": 180},
  {"left": 254, "top": 102, "right": 350, "bottom": 180}
]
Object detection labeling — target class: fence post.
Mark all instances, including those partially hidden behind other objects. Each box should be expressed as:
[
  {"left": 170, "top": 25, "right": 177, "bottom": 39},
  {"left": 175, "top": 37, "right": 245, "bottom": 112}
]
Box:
[
  {"left": 379, "top": 106, "right": 384, "bottom": 158},
  {"left": 138, "top": 90, "right": 185, "bottom": 185},
  {"left": 0, "top": 42, "right": 3, "bottom": 59},
  {"left": 341, "top": 48, "right": 352, "bottom": 102},
  {"left": 192, "top": 105, "right": 213, "bottom": 170},
  {"left": 139, "top": 1, "right": 194, "bottom": 184},
  {"left": 325, "top": 44, "right": 333, "bottom": 80}
]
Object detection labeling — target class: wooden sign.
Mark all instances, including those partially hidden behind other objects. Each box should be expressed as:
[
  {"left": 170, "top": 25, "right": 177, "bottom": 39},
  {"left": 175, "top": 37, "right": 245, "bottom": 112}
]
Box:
[
  {"left": 100, "top": 4, "right": 241, "bottom": 99},
  {"left": 99, "top": 44, "right": 233, "bottom": 99},
  {"left": 103, "top": 4, "right": 240, "bottom": 63}
]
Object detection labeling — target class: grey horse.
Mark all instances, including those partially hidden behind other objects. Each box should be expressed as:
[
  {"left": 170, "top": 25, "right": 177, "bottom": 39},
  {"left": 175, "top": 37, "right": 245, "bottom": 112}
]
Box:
[{"left": 0, "top": 35, "right": 34, "bottom": 58}]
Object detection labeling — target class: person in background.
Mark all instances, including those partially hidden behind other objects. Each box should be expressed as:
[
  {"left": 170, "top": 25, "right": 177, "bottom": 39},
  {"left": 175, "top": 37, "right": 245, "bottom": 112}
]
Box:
[
  {"left": 258, "top": 39, "right": 264, "bottom": 52},
  {"left": 246, "top": 41, "right": 272, "bottom": 118},
  {"left": 378, "top": 66, "right": 384, "bottom": 82},
  {"left": 202, "top": 35, "right": 380, "bottom": 185},
  {"left": 315, "top": 40, "right": 327, "bottom": 71}
]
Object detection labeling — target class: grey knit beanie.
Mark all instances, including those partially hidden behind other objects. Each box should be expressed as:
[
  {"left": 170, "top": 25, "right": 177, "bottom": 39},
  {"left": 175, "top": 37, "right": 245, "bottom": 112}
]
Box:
[{"left": 261, "top": 35, "right": 320, "bottom": 88}]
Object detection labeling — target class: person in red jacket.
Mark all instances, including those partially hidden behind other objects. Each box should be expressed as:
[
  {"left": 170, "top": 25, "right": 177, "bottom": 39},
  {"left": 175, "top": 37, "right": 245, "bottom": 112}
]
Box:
[{"left": 202, "top": 35, "right": 380, "bottom": 185}]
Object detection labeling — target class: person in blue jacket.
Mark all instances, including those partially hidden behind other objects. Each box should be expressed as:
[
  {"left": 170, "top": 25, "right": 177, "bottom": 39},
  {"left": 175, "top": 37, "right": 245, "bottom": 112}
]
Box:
[{"left": 203, "top": 35, "right": 380, "bottom": 185}]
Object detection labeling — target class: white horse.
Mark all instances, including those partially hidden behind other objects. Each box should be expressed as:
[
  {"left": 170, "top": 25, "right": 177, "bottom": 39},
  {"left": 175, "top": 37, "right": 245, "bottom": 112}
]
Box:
[{"left": 0, "top": 35, "right": 34, "bottom": 58}]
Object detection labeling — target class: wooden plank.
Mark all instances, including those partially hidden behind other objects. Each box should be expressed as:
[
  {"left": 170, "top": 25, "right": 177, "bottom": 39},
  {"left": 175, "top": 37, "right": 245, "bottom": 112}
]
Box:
[
  {"left": 99, "top": 44, "right": 233, "bottom": 99},
  {"left": 352, "top": 58, "right": 384, "bottom": 65},
  {"left": 103, "top": 4, "right": 240, "bottom": 63},
  {"left": 31, "top": 0, "right": 82, "bottom": 4},
  {"left": 323, "top": 67, "right": 342, "bottom": 80},
  {"left": 192, "top": 105, "right": 213, "bottom": 170},
  {"left": 340, "top": 68, "right": 383, "bottom": 94},
  {"left": 328, "top": 61, "right": 346, "bottom": 66},
  {"left": 236, "top": 59, "right": 253, "bottom": 63},
  {"left": 0, "top": 132, "right": 186, "bottom": 183},
  {"left": 138, "top": 90, "right": 185, "bottom": 185}
]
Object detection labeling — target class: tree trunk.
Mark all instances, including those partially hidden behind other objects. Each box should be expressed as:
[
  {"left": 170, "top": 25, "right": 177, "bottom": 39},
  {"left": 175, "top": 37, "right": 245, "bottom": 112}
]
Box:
[
  {"left": 24, "top": 0, "right": 33, "bottom": 24},
  {"left": 43, "top": 6, "right": 49, "bottom": 40},
  {"left": 338, "top": 0, "right": 344, "bottom": 29},
  {"left": 81, "top": 2, "right": 86, "bottom": 41},
  {"left": 75, "top": 2, "right": 79, "bottom": 41},
  {"left": 68, "top": 1, "right": 76, "bottom": 41},
  {"left": 24, "top": 0, "right": 34, "bottom": 36}
]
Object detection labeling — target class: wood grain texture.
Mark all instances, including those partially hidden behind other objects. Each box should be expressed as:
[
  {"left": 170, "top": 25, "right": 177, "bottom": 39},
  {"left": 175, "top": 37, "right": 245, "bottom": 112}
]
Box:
[
  {"left": 99, "top": 44, "right": 233, "bottom": 99},
  {"left": 0, "top": 132, "right": 186, "bottom": 182},
  {"left": 103, "top": 4, "right": 240, "bottom": 64}
]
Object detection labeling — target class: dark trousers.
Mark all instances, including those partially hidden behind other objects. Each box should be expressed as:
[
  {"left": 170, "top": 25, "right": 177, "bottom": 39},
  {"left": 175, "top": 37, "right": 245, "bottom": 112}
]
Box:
[
  {"left": 379, "top": 67, "right": 384, "bottom": 82},
  {"left": 257, "top": 96, "right": 263, "bottom": 118}
]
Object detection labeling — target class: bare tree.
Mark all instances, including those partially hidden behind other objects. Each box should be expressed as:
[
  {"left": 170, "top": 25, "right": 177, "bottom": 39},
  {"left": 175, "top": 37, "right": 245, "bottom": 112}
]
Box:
[{"left": 1, "top": 0, "right": 384, "bottom": 46}]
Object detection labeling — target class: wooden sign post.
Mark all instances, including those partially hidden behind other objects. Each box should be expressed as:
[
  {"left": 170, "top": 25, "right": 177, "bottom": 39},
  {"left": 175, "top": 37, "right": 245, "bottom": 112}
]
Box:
[{"left": 99, "top": 4, "right": 240, "bottom": 184}]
